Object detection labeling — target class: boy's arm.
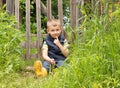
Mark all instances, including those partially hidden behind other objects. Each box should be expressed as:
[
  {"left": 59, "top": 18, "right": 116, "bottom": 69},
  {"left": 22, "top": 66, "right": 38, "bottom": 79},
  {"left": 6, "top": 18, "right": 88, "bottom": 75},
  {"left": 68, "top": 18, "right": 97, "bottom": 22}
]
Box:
[
  {"left": 42, "top": 42, "right": 55, "bottom": 64},
  {"left": 54, "top": 38, "right": 69, "bottom": 57}
]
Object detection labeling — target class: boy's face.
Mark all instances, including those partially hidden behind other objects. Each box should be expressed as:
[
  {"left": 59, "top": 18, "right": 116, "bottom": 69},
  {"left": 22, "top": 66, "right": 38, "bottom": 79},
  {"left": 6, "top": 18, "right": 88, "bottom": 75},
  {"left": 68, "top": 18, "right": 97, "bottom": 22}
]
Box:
[{"left": 47, "top": 25, "right": 62, "bottom": 38}]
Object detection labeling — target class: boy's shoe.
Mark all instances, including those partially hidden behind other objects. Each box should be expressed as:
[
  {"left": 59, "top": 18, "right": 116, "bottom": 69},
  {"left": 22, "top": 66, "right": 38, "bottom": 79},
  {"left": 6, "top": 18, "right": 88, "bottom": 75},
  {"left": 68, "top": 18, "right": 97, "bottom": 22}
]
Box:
[{"left": 34, "top": 60, "right": 47, "bottom": 77}]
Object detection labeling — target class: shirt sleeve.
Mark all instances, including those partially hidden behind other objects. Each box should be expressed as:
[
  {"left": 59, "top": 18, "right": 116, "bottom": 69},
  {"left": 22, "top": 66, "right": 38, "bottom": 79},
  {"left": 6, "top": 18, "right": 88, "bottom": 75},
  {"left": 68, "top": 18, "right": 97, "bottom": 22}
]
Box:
[
  {"left": 42, "top": 41, "right": 48, "bottom": 50},
  {"left": 63, "top": 39, "right": 69, "bottom": 48}
]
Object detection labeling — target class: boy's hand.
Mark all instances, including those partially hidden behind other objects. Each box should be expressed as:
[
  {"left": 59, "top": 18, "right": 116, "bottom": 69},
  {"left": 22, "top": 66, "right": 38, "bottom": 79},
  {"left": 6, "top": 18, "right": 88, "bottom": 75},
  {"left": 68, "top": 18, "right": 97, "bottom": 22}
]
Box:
[
  {"left": 50, "top": 58, "right": 55, "bottom": 65},
  {"left": 54, "top": 37, "right": 61, "bottom": 47}
]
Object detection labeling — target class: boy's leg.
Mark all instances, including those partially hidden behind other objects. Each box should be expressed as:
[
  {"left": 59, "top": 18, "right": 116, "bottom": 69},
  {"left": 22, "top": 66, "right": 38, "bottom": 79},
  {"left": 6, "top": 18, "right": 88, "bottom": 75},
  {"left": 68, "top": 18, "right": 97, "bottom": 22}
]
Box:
[
  {"left": 55, "top": 60, "right": 64, "bottom": 68},
  {"left": 42, "top": 61, "right": 51, "bottom": 72}
]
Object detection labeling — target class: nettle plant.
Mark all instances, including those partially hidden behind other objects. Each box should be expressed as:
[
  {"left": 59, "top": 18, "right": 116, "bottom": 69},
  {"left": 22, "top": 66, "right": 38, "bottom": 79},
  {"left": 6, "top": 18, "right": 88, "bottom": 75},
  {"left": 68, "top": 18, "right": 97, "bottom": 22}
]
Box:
[{"left": 0, "top": 9, "right": 25, "bottom": 75}]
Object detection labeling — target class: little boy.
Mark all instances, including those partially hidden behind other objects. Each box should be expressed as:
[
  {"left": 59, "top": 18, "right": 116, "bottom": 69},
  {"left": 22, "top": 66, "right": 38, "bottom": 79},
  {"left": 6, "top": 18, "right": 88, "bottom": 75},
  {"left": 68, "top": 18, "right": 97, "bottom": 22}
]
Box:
[{"left": 34, "top": 19, "right": 69, "bottom": 77}]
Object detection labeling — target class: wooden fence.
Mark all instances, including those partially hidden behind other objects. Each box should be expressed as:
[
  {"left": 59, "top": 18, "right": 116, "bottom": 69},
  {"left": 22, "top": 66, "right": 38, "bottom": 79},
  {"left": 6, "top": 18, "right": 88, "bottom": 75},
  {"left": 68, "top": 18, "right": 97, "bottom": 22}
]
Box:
[
  {"left": 0, "top": 0, "right": 81, "bottom": 60},
  {"left": 0, "top": 0, "right": 117, "bottom": 59}
]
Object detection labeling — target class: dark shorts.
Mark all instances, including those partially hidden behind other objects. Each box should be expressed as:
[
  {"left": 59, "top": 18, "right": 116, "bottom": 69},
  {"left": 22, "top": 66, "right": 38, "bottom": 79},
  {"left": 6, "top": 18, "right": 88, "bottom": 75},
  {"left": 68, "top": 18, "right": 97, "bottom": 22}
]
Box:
[{"left": 42, "top": 60, "right": 64, "bottom": 72}]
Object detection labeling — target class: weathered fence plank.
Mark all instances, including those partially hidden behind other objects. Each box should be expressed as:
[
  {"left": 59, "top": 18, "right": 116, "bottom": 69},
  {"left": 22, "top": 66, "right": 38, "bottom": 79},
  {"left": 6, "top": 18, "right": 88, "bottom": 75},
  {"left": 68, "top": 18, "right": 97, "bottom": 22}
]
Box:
[
  {"left": 58, "top": 0, "right": 64, "bottom": 36},
  {"left": 70, "top": 0, "right": 77, "bottom": 29},
  {"left": 36, "top": 0, "right": 42, "bottom": 60},
  {"left": 26, "top": 0, "right": 31, "bottom": 59},
  {"left": 58, "top": 0, "right": 63, "bottom": 27},
  {"left": 6, "top": 0, "right": 14, "bottom": 15},
  {"left": 0, "top": 0, "right": 3, "bottom": 8},
  {"left": 20, "top": 42, "right": 37, "bottom": 48},
  {"left": 47, "top": 0, "right": 52, "bottom": 20},
  {"left": 76, "top": 0, "right": 81, "bottom": 26},
  {"left": 15, "top": 0, "right": 19, "bottom": 29},
  {"left": 34, "top": 0, "right": 47, "bottom": 16}
]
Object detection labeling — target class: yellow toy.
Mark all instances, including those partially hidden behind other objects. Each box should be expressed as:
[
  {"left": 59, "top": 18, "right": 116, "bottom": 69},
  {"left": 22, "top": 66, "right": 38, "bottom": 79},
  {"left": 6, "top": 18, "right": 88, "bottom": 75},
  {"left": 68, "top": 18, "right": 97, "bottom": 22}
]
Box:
[{"left": 34, "top": 60, "right": 47, "bottom": 77}]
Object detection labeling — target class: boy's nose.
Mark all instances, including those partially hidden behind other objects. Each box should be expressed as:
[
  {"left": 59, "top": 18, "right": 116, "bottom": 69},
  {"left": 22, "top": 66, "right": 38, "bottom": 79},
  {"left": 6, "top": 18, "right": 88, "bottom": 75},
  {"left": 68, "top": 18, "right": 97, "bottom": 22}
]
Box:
[{"left": 54, "top": 31, "right": 57, "bottom": 33}]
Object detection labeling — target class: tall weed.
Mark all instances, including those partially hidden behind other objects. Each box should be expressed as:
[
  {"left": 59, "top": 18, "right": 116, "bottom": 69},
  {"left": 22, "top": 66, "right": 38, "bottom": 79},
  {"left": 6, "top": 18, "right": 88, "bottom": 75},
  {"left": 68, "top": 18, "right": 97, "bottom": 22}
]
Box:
[
  {"left": 0, "top": 9, "right": 25, "bottom": 78},
  {"left": 36, "top": 9, "right": 120, "bottom": 88}
]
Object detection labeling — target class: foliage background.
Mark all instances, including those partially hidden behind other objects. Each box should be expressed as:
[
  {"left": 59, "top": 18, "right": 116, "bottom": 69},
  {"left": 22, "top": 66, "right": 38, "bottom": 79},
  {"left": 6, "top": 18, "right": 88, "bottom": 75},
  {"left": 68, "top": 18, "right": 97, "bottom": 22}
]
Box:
[
  {"left": 19, "top": 0, "right": 69, "bottom": 33},
  {"left": 0, "top": 0, "right": 120, "bottom": 88},
  {"left": 0, "top": 9, "right": 25, "bottom": 78}
]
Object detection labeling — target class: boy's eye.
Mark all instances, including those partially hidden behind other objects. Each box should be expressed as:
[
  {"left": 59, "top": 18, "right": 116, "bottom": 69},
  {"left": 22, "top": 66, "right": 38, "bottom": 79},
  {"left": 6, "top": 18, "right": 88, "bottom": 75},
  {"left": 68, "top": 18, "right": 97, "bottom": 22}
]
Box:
[
  {"left": 51, "top": 29, "right": 54, "bottom": 32},
  {"left": 56, "top": 29, "right": 59, "bottom": 31}
]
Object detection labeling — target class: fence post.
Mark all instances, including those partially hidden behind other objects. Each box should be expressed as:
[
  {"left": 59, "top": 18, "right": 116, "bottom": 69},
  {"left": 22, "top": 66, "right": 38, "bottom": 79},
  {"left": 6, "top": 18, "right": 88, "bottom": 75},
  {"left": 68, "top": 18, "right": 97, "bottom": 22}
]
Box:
[
  {"left": 15, "top": 0, "right": 19, "bottom": 29},
  {"left": 26, "top": 0, "right": 31, "bottom": 59},
  {"left": 47, "top": 0, "right": 52, "bottom": 20},
  {"left": 58, "top": 0, "right": 63, "bottom": 27},
  {"left": 58, "top": 0, "right": 64, "bottom": 36},
  {"left": 0, "top": 0, "right": 3, "bottom": 8},
  {"left": 76, "top": 0, "right": 81, "bottom": 26},
  {"left": 36, "top": 0, "right": 42, "bottom": 60},
  {"left": 70, "top": 0, "right": 77, "bottom": 42},
  {"left": 70, "top": 0, "right": 77, "bottom": 29},
  {"left": 6, "top": 0, "right": 14, "bottom": 15}
]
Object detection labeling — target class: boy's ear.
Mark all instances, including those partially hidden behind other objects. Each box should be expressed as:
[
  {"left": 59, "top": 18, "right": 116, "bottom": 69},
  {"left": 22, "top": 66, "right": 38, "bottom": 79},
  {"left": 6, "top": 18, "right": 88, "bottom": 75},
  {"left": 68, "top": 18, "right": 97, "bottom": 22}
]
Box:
[{"left": 46, "top": 28, "right": 49, "bottom": 33}]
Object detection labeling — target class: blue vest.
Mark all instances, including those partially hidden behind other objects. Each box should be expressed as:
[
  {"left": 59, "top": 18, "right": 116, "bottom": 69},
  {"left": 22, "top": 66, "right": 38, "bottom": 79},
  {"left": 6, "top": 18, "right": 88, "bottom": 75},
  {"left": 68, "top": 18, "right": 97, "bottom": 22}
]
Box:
[{"left": 45, "top": 35, "right": 66, "bottom": 61}]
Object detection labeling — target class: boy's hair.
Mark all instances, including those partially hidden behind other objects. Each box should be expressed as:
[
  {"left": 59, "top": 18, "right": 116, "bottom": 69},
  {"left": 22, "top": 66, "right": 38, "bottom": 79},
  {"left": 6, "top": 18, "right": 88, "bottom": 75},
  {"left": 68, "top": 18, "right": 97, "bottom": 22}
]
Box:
[{"left": 47, "top": 19, "right": 61, "bottom": 28}]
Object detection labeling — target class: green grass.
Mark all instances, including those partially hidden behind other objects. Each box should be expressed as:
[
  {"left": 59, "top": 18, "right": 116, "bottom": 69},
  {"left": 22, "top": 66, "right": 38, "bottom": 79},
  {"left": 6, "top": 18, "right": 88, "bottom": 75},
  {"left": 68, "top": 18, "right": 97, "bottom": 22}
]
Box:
[
  {"left": 0, "top": 4, "right": 120, "bottom": 88},
  {"left": 0, "top": 14, "right": 120, "bottom": 88}
]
